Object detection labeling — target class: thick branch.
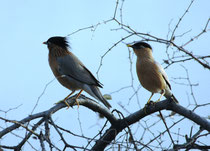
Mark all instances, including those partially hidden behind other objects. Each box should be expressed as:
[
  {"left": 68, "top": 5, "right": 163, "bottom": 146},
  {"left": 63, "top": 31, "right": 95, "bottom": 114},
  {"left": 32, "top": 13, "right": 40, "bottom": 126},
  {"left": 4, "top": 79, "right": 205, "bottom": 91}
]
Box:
[
  {"left": 0, "top": 94, "right": 116, "bottom": 139},
  {"left": 1, "top": 96, "right": 209, "bottom": 150},
  {"left": 92, "top": 99, "right": 210, "bottom": 150}
]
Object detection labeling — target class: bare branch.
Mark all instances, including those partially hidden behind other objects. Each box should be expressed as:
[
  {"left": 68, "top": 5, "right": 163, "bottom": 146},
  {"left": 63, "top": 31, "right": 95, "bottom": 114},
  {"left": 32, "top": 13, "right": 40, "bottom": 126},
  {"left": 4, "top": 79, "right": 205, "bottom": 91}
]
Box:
[{"left": 92, "top": 99, "right": 210, "bottom": 150}]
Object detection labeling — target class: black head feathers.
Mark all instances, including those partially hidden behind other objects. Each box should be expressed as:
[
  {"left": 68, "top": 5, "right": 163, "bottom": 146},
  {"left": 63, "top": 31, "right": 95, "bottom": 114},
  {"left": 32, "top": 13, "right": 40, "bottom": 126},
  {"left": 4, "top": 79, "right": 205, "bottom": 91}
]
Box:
[
  {"left": 129, "top": 41, "right": 152, "bottom": 50},
  {"left": 46, "top": 36, "right": 69, "bottom": 49}
]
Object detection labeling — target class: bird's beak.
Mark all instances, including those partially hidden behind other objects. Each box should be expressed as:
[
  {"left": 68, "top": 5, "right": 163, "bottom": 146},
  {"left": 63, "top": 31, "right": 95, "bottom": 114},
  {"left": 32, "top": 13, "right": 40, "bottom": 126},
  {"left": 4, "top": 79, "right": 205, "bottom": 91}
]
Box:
[
  {"left": 43, "top": 41, "right": 47, "bottom": 45},
  {"left": 127, "top": 44, "right": 132, "bottom": 48}
]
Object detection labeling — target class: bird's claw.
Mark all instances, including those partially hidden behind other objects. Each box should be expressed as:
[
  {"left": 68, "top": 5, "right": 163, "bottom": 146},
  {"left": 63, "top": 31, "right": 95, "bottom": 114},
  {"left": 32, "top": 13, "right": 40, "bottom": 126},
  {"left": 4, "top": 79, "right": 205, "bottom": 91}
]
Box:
[
  {"left": 63, "top": 99, "right": 71, "bottom": 109},
  {"left": 144, "top": 100, "right": 155, "bottom": 114},
  {"left": 56, "top": 97, "right": 80, "bottom": 109},
  {"left": 155, "top": 98, "right": 161, "bottom": 103},
  {"left": 75, "top": 99, "right": 80, "bottom": 109},
  {"left": 55, "top": 99, "right": 71, "bottom": 109}
]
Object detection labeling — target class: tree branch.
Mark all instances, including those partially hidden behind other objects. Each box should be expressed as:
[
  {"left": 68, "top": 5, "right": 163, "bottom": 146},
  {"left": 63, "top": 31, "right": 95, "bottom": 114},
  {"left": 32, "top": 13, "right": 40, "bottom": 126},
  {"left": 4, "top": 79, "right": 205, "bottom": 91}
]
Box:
[
  {"left": 92, "top": 99, "right": 210, "bottom": 150},
  {"left": 0, "top": 94, "right": 116, "bottom": 139},
  {"left": 1, "top": 96, "right": 209, "bottom": 150}
]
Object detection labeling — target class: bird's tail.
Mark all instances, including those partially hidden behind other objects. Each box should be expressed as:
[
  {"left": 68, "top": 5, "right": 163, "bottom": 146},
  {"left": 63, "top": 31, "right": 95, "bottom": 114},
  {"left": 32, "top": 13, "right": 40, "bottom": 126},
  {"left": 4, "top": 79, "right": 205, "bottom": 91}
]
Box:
[
  {"left": 84, "top": 85, "right": 111, "bottom": 109},
  {"left": 172, "top": 94, "right": 179, "bottom": 104},
  {"left": 169, "top": 94, "right": 179, "bottom": 116}
]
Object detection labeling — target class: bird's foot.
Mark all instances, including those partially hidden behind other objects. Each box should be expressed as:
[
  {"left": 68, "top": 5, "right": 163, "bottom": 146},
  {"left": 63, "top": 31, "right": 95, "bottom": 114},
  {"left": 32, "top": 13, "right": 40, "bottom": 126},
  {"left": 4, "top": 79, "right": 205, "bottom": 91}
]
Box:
[
  {"left": 75, "top": 99, "right": 80, "bottom": 109},
  {"left": 55, "top": 98, "right": 79, "bottom": 109},
  {"left": 144, "top": 101, "right": 155, "bottom": 114},
  {"left": 63, "top": 99, "right": 71, "bottom": 109},
  {"left": 55, "top": 98, "right": 70, "bottom": 109},
  {"left": 155, "top": 98, "right": 161, "bottom": 103}
]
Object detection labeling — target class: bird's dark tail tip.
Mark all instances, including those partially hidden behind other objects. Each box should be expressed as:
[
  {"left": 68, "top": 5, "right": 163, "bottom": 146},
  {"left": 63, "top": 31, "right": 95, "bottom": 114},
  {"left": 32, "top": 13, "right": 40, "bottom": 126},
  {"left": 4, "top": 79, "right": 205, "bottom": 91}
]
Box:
[
  {"left": 102, "top": 97, "right": 112, "bottom": 109},
  {"left": 89, "top": 86, "right": 112, "bottom": 109},
  {"left": 172, "top": 94, "right": 179, "bottom": 104},
  {"left": 169, "top": 94, "right": 179, "bottom": 117}
]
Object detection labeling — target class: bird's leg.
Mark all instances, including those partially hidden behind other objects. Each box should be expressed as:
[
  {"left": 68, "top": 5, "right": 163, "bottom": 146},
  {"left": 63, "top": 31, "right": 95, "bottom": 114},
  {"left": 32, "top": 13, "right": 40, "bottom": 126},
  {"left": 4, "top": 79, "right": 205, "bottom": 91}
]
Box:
[
  {"left": 144, "top": 93, "right": 154, "bottom": 114},
  {"left": 74, "top": 90, "right": 83, "bottom": 108},
  {"left": 56, "top": 90, "right": 75, "bottom": 109},
  {"left": 147, "top": 93, "right": 154, "bottom": 104},
  {"left": 63, "top": 91, "right": 76, "bottom": 108},
  {"left": 156, "top": 89, "right": 165, "bottom": 103}
]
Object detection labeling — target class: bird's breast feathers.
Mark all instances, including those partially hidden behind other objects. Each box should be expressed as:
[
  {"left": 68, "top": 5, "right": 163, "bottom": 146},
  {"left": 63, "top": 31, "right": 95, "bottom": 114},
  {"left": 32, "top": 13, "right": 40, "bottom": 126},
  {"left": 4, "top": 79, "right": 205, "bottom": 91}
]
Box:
[{"left": 136, "top": 59, "right": 167, "bottom": 93}]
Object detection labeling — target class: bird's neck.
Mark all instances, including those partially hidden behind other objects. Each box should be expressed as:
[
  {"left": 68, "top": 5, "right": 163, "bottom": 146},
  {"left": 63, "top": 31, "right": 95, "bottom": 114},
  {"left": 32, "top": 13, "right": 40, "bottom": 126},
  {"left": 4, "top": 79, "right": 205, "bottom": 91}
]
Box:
[
  {"left": 135, "top": 49, "right": 154, "bottom": 61},
  {"left": 48, "top": 45, "right": 69, "bottom": 57}
]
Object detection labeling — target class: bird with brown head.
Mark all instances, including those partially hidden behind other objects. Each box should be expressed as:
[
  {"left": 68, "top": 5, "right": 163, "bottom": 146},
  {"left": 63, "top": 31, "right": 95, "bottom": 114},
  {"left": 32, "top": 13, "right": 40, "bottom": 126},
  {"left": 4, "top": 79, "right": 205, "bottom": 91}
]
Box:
[
  {"left": 127, "top": 41, "right": 178, "bottom": 104},
  {"left": 43, "top": 36, "right": 111, "bottom": 109}
]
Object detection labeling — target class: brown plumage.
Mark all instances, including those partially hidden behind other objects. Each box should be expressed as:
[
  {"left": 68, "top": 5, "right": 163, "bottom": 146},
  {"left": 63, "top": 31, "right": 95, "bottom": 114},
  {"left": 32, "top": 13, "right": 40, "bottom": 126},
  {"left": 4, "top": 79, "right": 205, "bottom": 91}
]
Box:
[
  {"left": 127, "top": 41, "right": 178, "bottom": 104},
  {"left": 43, "top": 36, "right": 111, "bottom": 108}
]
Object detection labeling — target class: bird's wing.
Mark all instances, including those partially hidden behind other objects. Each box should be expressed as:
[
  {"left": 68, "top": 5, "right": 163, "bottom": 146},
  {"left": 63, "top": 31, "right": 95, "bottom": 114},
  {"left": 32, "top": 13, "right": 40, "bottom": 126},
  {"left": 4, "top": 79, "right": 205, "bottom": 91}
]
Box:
[
  {"left": 57, "top": 54, "right": 103, "bottom": 87},
  {"left": 155, "top": 61, "right": 171, "bottom": 90}
]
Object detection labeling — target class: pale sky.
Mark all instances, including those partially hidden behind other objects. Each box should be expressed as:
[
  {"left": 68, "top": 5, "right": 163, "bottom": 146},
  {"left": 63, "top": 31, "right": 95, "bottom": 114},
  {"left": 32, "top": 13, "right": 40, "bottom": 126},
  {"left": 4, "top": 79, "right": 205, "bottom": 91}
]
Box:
[{"left": 0, "top": 0, "right": 209, "bottom": 150}]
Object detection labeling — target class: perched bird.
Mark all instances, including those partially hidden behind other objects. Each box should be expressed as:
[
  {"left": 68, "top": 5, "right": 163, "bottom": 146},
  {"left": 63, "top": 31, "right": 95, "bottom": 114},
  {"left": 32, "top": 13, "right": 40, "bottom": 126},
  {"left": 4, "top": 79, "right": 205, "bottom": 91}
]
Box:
[
  {"left": 127, "top": 41, "right": 178, "bottom": 104},
  {"left": 43, "top": 36, "right": 111, "bottom": 109}
]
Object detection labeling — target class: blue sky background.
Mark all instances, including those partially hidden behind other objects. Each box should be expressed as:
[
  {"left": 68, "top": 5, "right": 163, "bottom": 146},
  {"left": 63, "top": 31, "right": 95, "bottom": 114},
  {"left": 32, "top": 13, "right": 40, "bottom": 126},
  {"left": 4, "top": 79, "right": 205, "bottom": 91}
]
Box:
[{"left": 0, "top": 0, "right": 209, "bottom": 150}]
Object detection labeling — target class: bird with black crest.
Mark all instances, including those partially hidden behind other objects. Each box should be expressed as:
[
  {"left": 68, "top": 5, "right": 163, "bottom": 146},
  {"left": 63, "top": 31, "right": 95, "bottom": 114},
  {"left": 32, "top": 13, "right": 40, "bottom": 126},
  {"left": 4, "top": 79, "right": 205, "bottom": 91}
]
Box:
[{"left": 43, "top": 36, "right": 111, "bottom": 109}]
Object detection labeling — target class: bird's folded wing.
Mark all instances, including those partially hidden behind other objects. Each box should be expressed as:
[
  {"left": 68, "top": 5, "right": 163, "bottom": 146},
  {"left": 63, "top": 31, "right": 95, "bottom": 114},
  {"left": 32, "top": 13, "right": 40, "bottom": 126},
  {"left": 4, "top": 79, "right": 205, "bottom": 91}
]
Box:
[
  {"left": 57, "top": 54, "right": 103, "bottom": 88},
  {"left": 155, "top": 61, "right": 171, "bottom": 90}
]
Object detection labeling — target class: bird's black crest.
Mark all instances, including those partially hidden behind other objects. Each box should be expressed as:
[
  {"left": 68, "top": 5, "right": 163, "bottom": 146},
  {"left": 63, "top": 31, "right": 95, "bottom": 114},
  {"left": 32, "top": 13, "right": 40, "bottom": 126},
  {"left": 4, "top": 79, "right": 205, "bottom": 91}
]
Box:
[
  {"left": 132, "top": 41, "right": 152, "bottom": 50},
  {"left": 47, "top": 36, "right": 69, "bottom": 49}
]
